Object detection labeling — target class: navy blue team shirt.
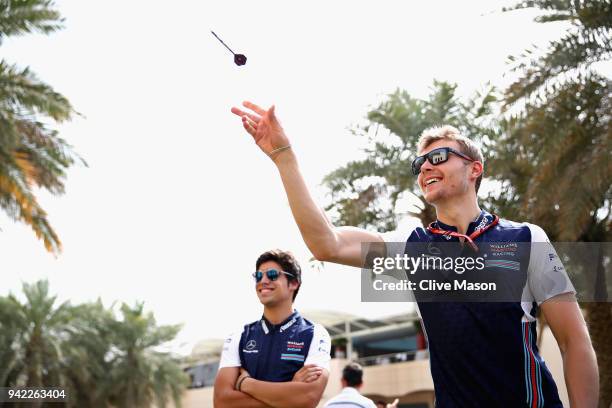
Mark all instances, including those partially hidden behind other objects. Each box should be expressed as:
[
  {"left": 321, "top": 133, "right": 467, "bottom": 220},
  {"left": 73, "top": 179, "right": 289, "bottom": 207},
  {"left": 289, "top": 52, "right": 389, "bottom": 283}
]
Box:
[
  {"left": 382, "top": 210, "right": 575, "bottom": 408},
  {"left": 219, "top": 310, "right": 331, "bottom": 382}
]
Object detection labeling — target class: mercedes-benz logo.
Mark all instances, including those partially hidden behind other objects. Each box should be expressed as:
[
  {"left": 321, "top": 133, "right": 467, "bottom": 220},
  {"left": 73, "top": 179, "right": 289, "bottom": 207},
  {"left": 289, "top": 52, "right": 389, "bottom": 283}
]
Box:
[{"left": 246, "top": 340, "right": 256, "bottom": 350}]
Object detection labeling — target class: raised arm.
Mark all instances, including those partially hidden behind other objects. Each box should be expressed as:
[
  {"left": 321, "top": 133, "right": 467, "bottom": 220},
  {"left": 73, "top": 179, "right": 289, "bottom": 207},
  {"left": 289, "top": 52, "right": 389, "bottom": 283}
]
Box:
[
  {"left": 541, "top": 293, "right": 599, "bottom": 407},
  {"left": 231, "top": 101, "right": 383, "bottom": 267},
  {"left": 213, "top": 367, "right": 270, "bottom": 408}
]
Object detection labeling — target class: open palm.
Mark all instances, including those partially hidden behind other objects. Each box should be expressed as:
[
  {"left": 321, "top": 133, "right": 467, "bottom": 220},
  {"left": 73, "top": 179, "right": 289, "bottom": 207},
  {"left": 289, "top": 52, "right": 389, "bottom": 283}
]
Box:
[{"left": 231, "top": 101, "right": 290, "bottom": 158}]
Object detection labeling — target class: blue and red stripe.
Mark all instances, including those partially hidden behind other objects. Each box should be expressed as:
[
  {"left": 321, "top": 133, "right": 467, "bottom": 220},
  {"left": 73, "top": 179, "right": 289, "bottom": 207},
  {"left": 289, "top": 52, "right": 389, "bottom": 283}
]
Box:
[
  {"left": 522, "top": 321, "right": 544, "bottom": 408},
  {"left": 281, "top": 353, "right": 305, "bottom": 362}
]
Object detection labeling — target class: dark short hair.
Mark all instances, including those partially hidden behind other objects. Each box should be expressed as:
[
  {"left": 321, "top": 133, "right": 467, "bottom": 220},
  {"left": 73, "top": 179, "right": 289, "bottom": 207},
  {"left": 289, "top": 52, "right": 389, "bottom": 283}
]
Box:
[
  {"left": 342, "top": 362, "right": 363, "bottom": 387},
  {"left": 256, "top": 249, "right": 302, "bottom": 301}
]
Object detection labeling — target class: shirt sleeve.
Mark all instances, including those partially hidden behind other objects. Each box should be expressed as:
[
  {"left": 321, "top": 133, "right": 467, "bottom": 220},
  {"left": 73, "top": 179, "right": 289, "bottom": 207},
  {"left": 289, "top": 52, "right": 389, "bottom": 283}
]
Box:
[
  {"left": 380, "top": 229, "right": 412, "bottom": 259},
  {"left": 304, "top": 324, "right": 331, "bottom": 371},
  {"left": 377, "top": 228, "right": 419, "bottom": 302},
  {"left": 526, "top": 223, "right": 576, "bottom": 304},
  {"left": 218, "top": 330, "right": 241, "bottom": 369}
]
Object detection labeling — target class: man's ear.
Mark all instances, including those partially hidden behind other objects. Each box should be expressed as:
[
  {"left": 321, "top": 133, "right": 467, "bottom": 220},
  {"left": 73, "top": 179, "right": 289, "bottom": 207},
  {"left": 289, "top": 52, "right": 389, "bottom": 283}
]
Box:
[
  {"left": 288, "top": 279, "right": 300, "bottom": 296},
  {"left": 471, "top": 161, "right": 484, "bottom": 180}
]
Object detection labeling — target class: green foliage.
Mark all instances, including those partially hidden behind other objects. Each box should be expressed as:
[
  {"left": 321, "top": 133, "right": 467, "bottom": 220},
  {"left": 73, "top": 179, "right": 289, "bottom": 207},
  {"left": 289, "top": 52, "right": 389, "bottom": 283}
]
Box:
[
  {"left": 489, "top": 74, "right": 611, "bottom": 241},
  {"left": 0, "top": 280, "right": 75, "bottom": 393},
  {"left": 0, "top": 0, "right": 64, "bottom": 43},
  {"left": 495, "top": 0, "right": 611, "bottom": 242},
  {"left": 0, "top": 0, "right": 82, "bottom": 253},
  {"left": 0, "top": 280, "right": 188, "bottom": 408},
  {"left": 500, "top": 3, "right": 611, "bottom": 402},
  {"left": 107, "top": 303, "right": 187, "bottom": 408},
  {"left": 323, "top": 81, "right": 501, "bottom": 230},
  {"left": 504, "top": 0, "right": 612, "bottom": 107}
]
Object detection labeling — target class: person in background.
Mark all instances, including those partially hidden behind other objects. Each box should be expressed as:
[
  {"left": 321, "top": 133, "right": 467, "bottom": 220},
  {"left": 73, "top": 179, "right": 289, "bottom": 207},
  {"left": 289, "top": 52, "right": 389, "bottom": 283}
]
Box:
[
  {"left": 324, "top": 362, "right": 398, "bottom": 408},
  {"left": 324, "top": 362, "right": 376, "bottom": 408}
]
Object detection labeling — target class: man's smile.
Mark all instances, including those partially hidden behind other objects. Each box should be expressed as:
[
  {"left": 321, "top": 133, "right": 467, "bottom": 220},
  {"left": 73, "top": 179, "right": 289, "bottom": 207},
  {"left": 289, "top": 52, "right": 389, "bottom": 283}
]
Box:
[
  {"left": 258, "top": 287, "right": 275, "bottom": 295},
  {"left": 422, "top": 175, "right": 444, "bottom": 191}
]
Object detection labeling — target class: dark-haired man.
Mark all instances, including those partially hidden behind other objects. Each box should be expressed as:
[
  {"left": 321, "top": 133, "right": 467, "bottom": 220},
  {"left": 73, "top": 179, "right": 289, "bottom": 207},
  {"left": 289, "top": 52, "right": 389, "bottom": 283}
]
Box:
[
  {"left": 323, "top": 362, "right": 377, "bottom": 408},
  {"left": 231, "top": 102, "right": 599, "bottom": 407},
  {"left": 214, "top": 249, "right": 331, "bottom": 408}
]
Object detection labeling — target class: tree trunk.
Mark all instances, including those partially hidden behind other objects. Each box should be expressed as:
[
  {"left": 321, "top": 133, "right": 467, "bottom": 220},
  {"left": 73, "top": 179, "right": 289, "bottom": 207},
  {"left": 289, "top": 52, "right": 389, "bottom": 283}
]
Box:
[
  {"left": 584, "top": 302, "right": 612, "bottom": 408},
  {"left": 584, "top": 241, "right": 612, "bottom": 408}
]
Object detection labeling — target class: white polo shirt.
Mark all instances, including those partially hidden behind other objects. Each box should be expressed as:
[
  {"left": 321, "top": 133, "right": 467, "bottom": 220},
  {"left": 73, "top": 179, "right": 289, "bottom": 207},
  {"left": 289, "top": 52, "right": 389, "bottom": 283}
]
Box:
[{"left": 323, "top": 387, "right": 377, "bottom": 408}]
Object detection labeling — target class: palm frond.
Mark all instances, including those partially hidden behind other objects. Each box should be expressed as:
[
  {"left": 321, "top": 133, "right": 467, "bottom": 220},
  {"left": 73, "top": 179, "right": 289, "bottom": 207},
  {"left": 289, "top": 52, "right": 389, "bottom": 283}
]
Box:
[
  {"left": 0, "top": 60, "right": 74, "bottom": 120},
  {"left": 0, "top": 0, "right": 64, "bottom": 44}
]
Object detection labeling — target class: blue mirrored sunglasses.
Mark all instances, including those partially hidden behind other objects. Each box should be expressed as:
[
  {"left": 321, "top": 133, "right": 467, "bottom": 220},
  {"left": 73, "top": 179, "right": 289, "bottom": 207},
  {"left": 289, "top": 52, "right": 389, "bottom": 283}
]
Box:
[{"left": 252, "top": 269, "right": 296, "bottom": 283}]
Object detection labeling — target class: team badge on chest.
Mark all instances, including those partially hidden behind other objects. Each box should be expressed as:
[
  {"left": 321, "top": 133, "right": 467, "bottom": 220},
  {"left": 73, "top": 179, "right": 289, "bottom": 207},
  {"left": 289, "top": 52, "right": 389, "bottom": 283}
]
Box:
[{"left": 281, "top": 340, "right": 305, "bottom": 362}]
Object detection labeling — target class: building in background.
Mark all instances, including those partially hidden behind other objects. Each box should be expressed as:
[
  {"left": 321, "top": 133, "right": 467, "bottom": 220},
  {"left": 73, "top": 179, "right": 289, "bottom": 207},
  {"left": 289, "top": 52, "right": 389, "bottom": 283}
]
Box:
[{"left": 182, "top": 339, "right": 223, "bottom": 389}]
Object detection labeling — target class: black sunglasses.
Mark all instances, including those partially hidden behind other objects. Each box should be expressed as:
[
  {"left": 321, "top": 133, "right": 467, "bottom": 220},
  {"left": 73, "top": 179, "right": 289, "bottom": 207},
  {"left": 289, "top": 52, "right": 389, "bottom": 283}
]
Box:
[
  {"left": 252, "top": 269, "right": 296, "bottom": 283},
  {"left": 411, "top": 147, "right": 475, "bottom": 175}
]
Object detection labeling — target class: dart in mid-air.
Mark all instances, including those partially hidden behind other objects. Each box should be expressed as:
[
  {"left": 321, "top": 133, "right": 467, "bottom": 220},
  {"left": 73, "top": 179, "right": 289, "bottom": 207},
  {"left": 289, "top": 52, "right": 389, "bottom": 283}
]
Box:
[{"left": 211, "top": 31, "right": 247, "bottom": 66}]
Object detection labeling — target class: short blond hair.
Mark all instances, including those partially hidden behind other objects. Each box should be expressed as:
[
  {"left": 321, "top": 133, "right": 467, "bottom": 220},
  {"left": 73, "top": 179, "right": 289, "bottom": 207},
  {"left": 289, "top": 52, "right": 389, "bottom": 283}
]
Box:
[{"left": 417, "top": 125, "right": 484, "bottom": 192}]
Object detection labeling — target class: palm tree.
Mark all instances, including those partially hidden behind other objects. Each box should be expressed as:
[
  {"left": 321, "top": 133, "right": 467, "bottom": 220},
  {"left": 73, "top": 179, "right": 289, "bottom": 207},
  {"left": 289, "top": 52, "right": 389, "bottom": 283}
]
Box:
[
  {"left": 0, "top": 294, "right": 26, "bottom": 388},
  {"left": 106, "top": 303, "right": 188, "bottom": 408},
  {"left": 497, "top": 1, "right": 612, "bottom": 405},
  {"left": 0, "top": 280, "right": 76, "bottom": 408},
  {"left": 0, "top": 282, "right": 188, "bottom": 408},
  {"left": 500, "top": 0, "right": 611, "bottom": 241},
  {"left": 0, "top": 0, "right": 82, "bottom": 254},
  {"left": 61, "top": 300, "right": 117, "bottom": 407}
]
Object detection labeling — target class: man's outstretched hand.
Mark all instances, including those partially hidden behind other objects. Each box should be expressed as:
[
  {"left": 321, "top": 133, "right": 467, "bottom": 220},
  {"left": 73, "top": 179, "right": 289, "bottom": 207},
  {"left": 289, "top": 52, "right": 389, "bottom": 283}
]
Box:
[{"left": 231, "top": 101, "right": 291, "bottom": 162}]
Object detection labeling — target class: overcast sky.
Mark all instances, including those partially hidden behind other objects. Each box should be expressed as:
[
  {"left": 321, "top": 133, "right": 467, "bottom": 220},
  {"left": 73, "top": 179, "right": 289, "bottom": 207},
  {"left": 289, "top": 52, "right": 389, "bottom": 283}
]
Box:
[{"left": 0, "top": 0, "right": 569, "bottom": 354}]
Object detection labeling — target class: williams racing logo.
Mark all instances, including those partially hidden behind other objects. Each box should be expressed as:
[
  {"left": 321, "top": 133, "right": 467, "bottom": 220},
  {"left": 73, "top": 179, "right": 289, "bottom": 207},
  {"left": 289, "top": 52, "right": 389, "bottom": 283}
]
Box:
[
  {"left": 488, "top": 243, "right": 518, "bottom": 257},
  {"left": 286, "top": 341, "right": 304, "bottom": 352}
]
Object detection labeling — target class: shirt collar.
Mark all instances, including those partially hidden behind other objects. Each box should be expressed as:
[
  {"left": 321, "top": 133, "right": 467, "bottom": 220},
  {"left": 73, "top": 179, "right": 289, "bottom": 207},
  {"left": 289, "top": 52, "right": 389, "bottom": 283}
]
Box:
[
  {"left": 260, "top": 310, "right": 300, "bottom": 334},
  {"left": 341, "top": 387, "right": 360, "bottom": 394},
  {"left": 434, "top": 210, "right": 492, "bottom": 234},
  {"left": 433, "top": 218, "right": 457, "bottom": 232}
]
